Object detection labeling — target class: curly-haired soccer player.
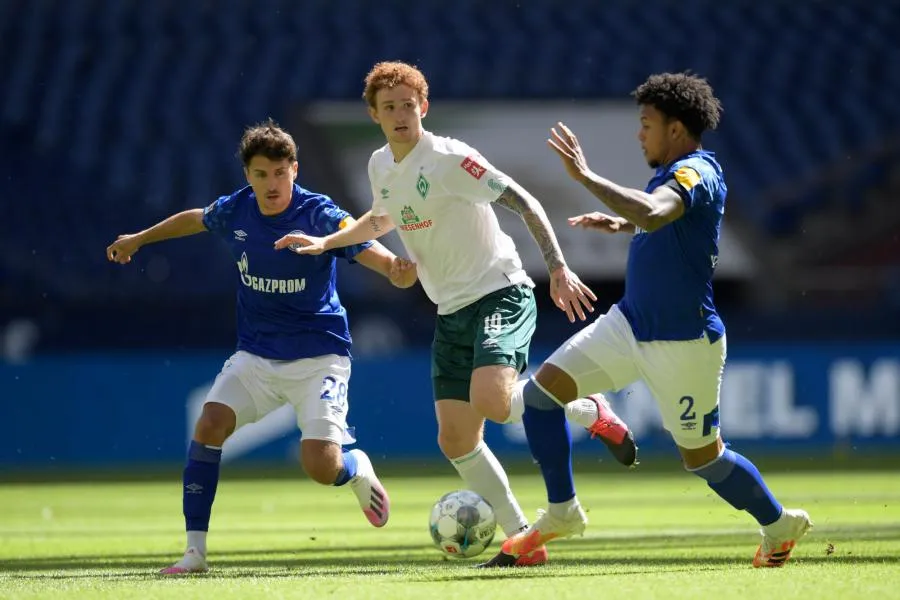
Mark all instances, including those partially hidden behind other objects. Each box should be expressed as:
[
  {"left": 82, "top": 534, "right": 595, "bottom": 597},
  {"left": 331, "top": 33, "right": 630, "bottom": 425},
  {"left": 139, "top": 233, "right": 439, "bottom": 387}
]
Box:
[{"left": 501, "top": 72, "right": 813, "bottom": 568}]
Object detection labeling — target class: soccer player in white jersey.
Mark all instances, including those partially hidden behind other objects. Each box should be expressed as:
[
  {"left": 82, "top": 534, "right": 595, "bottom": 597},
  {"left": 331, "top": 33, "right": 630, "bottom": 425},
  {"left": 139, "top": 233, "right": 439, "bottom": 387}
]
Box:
[
  {"left": 276, "top": 62, "right": 637, "bottom": 567},
  {"left": 106, "top": 120, "right": 417, "bottom": 574},
  {"left": 499, "top": 73, "right": 812, "bottom": 568}
]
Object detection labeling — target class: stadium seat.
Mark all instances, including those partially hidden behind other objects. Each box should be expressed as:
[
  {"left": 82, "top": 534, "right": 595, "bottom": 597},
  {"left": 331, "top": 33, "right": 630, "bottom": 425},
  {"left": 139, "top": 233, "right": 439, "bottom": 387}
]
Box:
[{"left": 1, "top": 0, "right": 897, "bottom": 298}]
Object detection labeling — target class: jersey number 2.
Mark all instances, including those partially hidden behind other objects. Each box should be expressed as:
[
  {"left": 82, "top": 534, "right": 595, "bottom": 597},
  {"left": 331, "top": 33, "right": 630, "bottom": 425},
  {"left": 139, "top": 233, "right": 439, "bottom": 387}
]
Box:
[
  {"left": 679, "top": 396, "right": 696, "bottom": 421},
  {"left": 680, "top": 395, "right": 719, "bottom": 436}
]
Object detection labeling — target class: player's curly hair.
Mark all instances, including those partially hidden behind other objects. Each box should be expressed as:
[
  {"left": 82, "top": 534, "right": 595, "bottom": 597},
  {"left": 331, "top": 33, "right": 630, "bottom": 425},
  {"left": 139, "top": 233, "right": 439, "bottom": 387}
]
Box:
[
  {"left": 632, "top": 72, "right": 722, "bottom": 139},
  {"left": 363, "top": 61, "right": 429, "bottom": 108},
  {"left": 238, "top": 118, "right": 297, "bottom": 167}
]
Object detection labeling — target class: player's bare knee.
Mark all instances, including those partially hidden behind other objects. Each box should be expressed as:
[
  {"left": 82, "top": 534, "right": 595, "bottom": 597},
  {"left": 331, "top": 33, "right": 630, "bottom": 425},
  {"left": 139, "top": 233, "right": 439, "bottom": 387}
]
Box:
[
  {"left": 437, "top": 433, "right": 481, "bottom": 460},
  {"left": 437, "top": 428, "right": 482, "bottom": 460},
  {"left": 470, "top": 393, "right": 509, "bottom": 424},
  {"left": 678, "top": 437, "right": 725, "bottom": 470},
  {"left": 435, "top": 399, "right": 485, "bottom": 459},
  {"left": 470, "top": 365, "right": 517, "bottom": 422},
  {"left": 300, "top": 439, "right": 342, "bottom": 485},
  {"left": 193, "top": 402, "right": 236, "bottom": 445},
  {"left": 533, "top": 363, "right": 578, "bottom": 403}
]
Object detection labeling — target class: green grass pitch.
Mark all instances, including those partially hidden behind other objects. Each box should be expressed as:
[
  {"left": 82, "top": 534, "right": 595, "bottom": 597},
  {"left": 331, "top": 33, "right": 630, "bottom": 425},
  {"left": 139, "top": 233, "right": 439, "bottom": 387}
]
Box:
[{"left": 1, "top": 469, "right": 898, "bottom": 599}]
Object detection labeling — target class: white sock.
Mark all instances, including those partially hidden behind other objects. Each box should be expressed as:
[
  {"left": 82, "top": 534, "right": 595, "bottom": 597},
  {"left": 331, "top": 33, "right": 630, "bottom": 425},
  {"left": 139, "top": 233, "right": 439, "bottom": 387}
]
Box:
[
  {"left": 564, "top": 397, "right": 600, "bottom": 429},
  {"left": 762, "top": 508, "right": 789, "bottom": 536},
  {"left": 548, "top": 497, "right": 580, "bottom": 519},
  {"left": 504, "top": 379, "right": 527, "bottom": 424},
  {"left": 186, "top": 530, "right": 207, "bottom": 556},
  {"left": 450, "top": 441, "right": 528, "bottom": 536}
]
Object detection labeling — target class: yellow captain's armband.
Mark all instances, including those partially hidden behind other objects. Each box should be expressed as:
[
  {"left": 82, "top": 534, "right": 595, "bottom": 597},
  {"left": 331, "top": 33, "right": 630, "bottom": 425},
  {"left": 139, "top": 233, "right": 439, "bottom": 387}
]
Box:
[{"left": 673, "top": 166, "right": 701, "bottom": 191}]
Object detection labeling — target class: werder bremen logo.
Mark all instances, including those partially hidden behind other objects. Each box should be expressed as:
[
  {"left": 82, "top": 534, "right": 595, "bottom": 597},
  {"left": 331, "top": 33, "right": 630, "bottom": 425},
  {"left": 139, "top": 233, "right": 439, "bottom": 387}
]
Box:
[
  {"left": 400, "top": 205, "right": 421, "bottom": 225},
  {"left": 416, "top": 173, "right": 430, "bottom": 200}
]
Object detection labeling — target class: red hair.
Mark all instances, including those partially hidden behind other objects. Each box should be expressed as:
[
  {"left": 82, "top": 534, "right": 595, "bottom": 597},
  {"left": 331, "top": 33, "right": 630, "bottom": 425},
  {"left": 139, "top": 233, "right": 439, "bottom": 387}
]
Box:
[{"left": 363, "top": 61, "right": 429, "bottom": 107}]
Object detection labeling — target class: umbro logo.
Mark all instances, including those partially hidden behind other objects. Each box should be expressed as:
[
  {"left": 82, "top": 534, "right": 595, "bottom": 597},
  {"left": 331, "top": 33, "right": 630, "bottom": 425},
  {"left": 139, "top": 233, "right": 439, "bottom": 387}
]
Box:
[
  {"left": 185, "top": 483, "right": 204, "bottom": 494},
  {"left": 233, "top": 230, "right": 247, "bottom": 241}
]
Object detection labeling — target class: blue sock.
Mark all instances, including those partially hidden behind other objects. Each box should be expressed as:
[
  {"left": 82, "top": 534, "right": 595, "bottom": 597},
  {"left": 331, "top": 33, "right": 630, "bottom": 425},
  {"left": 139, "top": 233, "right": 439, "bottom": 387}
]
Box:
[
  {"left": 522, "top": 381, "right": 575, "bottom": 503},
  {"left": 183, "top": 440, "right": 222, "bottom": 532},
  {"left": 692, "top": 448, "right": 782, "bottom": 526},
  {"left": 333, "top": 450, "right": 358, "bottom": 486}
]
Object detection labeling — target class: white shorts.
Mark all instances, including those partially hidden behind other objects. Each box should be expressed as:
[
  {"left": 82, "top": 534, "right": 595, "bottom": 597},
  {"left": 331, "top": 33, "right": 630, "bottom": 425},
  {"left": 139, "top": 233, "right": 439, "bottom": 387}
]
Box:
[
  {"left": 205, "top": 350, "right": 354, "bottom": 445},
  {"left": 546, "top": 305, "right": 726, "bottom": 449}
]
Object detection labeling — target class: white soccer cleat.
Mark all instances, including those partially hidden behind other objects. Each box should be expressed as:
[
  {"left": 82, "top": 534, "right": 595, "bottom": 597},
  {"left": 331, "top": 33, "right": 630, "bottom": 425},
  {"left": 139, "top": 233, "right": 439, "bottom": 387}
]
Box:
[
  {"left": 501, "top": 505, "right": 588, "bottom": 557},
  {"left": 159, "top": 546, "right": 208, "bottom": 575},
  {"left": 348, "top": 449, "right": 390, "bottom": 527},
  {"left": 753, "top": 508, "right": 813, "bottom": 568}
]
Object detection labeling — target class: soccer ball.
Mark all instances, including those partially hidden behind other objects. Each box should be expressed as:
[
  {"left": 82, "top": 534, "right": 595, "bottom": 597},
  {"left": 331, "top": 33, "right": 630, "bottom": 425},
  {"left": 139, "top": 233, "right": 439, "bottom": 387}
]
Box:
[{"left": 429, "top": 490, "right": 496, "bottom": 558}]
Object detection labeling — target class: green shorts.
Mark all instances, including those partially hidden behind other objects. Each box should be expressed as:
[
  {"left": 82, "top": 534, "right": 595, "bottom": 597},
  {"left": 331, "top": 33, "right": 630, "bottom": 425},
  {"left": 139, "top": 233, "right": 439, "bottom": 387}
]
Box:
[{"left": 431, "top": 284, "right": 537, "bottom": 401}]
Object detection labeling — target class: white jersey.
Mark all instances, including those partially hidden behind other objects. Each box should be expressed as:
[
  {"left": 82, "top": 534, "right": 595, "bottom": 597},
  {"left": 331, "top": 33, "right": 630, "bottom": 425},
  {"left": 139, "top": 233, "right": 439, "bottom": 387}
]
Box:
[{"left": 368, "top": 131, "right": 533, "bottom": 315}]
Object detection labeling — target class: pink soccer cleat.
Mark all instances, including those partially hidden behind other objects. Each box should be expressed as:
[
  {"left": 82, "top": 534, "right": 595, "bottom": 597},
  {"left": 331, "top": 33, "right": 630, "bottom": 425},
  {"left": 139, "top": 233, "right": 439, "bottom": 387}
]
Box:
[
  {"left": 586, "top": 394, "right": 638, "bottom": 467},
  {"left": 159, "top": 547, "right": 208, "bottom": 575},
  {"left": 348, "top": 449, "right": 390, "bottom": 527}
]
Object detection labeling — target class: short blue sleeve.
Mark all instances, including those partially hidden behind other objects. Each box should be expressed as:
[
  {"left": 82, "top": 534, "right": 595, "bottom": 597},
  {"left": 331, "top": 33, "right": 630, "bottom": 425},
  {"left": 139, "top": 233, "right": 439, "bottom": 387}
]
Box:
[
  {"left": 202, "top": 194, "right": 237, "bottom": 235},
  {"left": 309, "top": 196, "right": 373, "bottom": 261},
  {"left": 665, "top": 163, "right": 709, "bottom": 212}
]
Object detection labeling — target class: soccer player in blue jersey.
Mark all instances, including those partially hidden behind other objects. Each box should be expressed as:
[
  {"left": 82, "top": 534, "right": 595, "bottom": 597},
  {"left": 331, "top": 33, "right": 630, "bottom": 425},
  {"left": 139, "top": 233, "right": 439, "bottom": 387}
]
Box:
[
  {"left": 106, "top": 120, "right": 417, "bottom": 574},
  {"left": 500, "top": 73, "right": 813, "bottom": 567}
]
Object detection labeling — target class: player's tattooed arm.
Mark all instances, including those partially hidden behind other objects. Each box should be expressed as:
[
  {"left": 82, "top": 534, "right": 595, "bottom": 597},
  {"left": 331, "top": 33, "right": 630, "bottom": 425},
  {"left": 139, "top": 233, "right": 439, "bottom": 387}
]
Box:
[
  {"left": 274, "top": 210, "right": 394, "bottom": 254},
  {"left": 494, "top": 183, "right": 566, "bottom": 272},
  {"left": 495, "top": 181, "right": 597, "bottom": 323},
  {"left": 327, "top": 211, "right": 394, "bottom": 247}
]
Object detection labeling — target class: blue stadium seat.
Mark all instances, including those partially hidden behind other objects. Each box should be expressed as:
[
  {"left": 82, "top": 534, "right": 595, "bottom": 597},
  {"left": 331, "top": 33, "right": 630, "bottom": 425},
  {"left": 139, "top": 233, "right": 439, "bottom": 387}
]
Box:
[{"left": 1, "top": 0, "right": 898, "bottom": 298}]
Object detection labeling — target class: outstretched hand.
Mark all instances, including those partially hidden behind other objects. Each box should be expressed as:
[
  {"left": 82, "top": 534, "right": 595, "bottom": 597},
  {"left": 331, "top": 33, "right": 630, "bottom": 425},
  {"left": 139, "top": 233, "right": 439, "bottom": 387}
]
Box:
[
  {"left": 106, "top": 234, "right": 143, "bottom": 264},
  {"left": 568, "top": 212, "right": 628, "bottom": 233},
  {"left": 548, "top": 122, "right": 592, "bottom": 182},
  {"left": 274, "top": 232, "right": 328, "bottom": 255},
  {"left": 550, "top": 265, "right": 597, "bottom": 323}
]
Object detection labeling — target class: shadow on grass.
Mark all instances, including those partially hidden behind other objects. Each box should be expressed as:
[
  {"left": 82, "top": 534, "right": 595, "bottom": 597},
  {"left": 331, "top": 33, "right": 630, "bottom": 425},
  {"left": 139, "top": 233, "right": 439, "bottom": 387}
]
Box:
[
  {"left": 5, "top": 552, "right": 899, "bottom": 583},
  {"left": 4, "top": 524, "right": 899, "bottom": 578}
]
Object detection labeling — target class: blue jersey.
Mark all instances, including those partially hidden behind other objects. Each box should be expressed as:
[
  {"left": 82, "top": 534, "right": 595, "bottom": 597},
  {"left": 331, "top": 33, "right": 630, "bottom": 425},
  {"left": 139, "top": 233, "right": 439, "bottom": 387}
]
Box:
[
  {"left": 617, "top": 150, "right": 726, "bottom": 342},
  {"left": 202, "top": 184, "right": 372, "bottom": 360}
]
